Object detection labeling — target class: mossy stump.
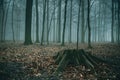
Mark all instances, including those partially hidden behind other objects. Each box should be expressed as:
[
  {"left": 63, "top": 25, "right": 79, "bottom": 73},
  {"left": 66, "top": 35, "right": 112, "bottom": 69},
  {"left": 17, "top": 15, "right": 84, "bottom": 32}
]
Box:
[{"left": 53, "top": 49, "right": 105, "bottom": 73}]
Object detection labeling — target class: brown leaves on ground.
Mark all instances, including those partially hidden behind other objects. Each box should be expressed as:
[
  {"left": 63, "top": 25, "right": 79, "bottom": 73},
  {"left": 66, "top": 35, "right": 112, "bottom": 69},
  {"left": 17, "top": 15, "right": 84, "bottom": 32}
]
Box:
[{"left": 0, "top": 43, "right": 120, "bottom": 80}]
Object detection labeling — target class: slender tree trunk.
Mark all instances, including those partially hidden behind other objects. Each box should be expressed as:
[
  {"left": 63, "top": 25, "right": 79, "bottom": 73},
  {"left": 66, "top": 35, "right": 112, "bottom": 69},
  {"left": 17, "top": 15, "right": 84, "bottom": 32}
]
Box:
[
  {"left": 57, "top": 0, "right": 61, "bottom": 43},
  {"left": 24, "top": 0, "right": 33, "bottom": 45},
  {"left": 118, "top": 0, "right": 120, "bottom": 43},
  {"left": 103, "top": 4, "right": 107, "bottom": 42},
  {"left": 69, "top": 0, "right": 73, "bottom": 43},
  {"left": 87, "top": 0, "right": 92, "bottom": 48},
  {"left": 53, "top": 0, "right": 56, "bottom": 42},
  {"left": 47, "top": 0, "right": 49, "bottom": 44},
  {"left": 61, "top": 0, "right": 68, "bottom": 46},
  {"left": 1, "top": 7, "right": 4, "bottom": 42},
  {"left": 12, "top": 0, "right": 15, "bottom": 42},
  {"left": 35, "top": 0, "right": 39, "bottom": 43},
  {"left": 111, "top": 0, "right": 114, "bottom": 43},
  {"left": 81, "top": 0, "right": 85, "bottom": 43},
  {"left": 98, "top": 2, "right": 101, "bottom": 42},
  {"left": 0, "top": 1, "right": 4, "bottom": 40},
  {"left": 41, "top": 0, "right": 46, "bottom": 45},
  {"left": 77, "top": 0, "right": 81, "bottom": 50},
  {"left": 94, "top": 4, "right": 97, "bottom": 42}
]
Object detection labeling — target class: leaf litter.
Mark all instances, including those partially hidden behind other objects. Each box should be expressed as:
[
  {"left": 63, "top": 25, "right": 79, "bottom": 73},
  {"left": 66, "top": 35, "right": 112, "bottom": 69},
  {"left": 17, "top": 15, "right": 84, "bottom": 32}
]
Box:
[{"left": 0, "top": 43, "right": 120, "bottom": 80}]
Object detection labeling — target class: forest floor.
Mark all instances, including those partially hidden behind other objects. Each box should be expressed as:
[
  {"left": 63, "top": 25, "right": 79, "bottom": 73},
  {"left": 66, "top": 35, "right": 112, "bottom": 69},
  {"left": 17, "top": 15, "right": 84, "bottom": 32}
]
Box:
[{"left": 0, "top": 42, "right": 120, "bottom": 80}]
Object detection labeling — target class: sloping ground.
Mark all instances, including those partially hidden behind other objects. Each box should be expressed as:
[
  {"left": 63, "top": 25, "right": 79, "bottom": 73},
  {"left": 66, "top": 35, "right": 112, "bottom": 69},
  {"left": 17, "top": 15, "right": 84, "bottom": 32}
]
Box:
[{"left": 0, "top": 43, "right": 120, "bottom": 80}]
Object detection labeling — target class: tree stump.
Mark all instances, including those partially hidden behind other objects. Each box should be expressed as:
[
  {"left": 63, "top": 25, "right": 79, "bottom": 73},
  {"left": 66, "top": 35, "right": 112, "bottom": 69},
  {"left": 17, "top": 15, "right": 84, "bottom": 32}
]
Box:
[{"left": 53, "top": 49, "right": 105, "bottom": 73}]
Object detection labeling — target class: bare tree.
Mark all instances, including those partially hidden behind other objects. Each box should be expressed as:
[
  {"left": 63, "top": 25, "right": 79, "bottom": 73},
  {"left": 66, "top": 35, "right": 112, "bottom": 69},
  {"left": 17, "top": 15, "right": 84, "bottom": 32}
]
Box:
[
  {"left": 35, "top": 0, "right": 39, "bottom": 43},
  {"left": 81, "top": 0, "right": 85, "bottom": 43},
  {"left": 24, "top": 0, "right": 33, "bottom": 45},
  {"left": 111, "top": 0, "right": 115, "bottom": 43},
  {"left": 11, "top": 0, "right": 15, "bottom": 42},
  {"left": 46, "top": 0, "right": 49, "bottom": 44},
  {"left": 57, "top": 0, "right": 62, "bottom": 43},
  {"left": 69, "top": 0, "right": 73, "bottom": 43},
  {"left": 77, "top": 0, "right": 81, "bottom": 50},
  {"left": 53, "top": 0, "right": 56, "bottom": 42},
  {"left": 87, "top": 0, "right": 92, "bottom": 48},
  {"left": 0, "top": 0, "right": 4, "bottom": 42},
  {"left": 41, "top": 0, "right": 46, "bottom": 45},
  {"left": 61, "top": 0, "right": 68, "bottom": 46}
]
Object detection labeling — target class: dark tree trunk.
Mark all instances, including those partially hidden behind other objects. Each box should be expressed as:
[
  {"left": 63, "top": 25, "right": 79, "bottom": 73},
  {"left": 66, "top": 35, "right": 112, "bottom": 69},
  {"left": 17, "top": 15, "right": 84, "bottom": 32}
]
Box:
[
  {"left": 118, "top": 0, "right": 120, "bottom": 43},
  {"left": 81, "top": 0, "right": 85, "bottom": 43},
  {"left": 69, "top": 0, "right": 73, "bottom": 43},
  {"left": 57, "top": 0, "right": 61, "bottom": 43},
  {"left": 77, "top": 0, "right": 81, "bottom": 50},
  {"left": 46, "top": 0, "right": 49, "bottom": 44},
  {"left": 87, "top": 0, "right": 92, "bottom": 48},
  {"left": 1, "top": 4, "right": 5, "bottom": 42},
  {"left": 35, "top": 0, "right": 39, "bottom": 43},
  {"left": 61, "top": 0, "right": 68, "bottom": 46},
  {"left": 41, "top": 0, "right": 46, "bottom": 45},
  {"left": 12, "top": 0, "right": 15, "bottom": 42},
  {"left": 111, "top": 0, "right": 114, "bottom": 43},
  {"left": 24, "top": 0, "right": 33, "bottom": 45}
]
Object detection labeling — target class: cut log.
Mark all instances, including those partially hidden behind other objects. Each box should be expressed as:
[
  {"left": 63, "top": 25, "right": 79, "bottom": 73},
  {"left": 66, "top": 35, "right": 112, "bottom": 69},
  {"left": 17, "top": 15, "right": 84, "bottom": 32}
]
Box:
[{"left": 53, "top": 49, "right": 105, "bottom": 73}]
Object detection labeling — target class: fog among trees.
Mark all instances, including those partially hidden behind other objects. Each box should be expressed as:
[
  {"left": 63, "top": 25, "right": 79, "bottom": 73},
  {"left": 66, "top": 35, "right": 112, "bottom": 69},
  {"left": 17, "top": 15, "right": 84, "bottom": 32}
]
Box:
[{"left": 0, "top": 0, "right": 120, "bottom": 46}]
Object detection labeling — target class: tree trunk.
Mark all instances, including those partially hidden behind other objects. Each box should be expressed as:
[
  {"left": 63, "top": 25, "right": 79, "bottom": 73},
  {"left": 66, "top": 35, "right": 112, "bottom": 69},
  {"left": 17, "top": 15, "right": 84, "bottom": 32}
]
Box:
[
  {"left": 24, "top": 0, "right": 33, "bottom": 45},
  {"left": 94, "top": 4, "right": 97, "bottom": 42},
  {"left": 77, "top": 0, "right": 81, "bottom": 50},
  {"left": 61, "top": 0, "right": 68, "bottom": 46},
  {"left": 12, "top": 0, "right": 15, "bottom": 42},
  {"left": 111, "top": 0, "right": 114, "bottom": 43},
  {"left": 41, "top": 0, "right": 46, "bottom": 45},
  {"left": 1, "top": 6, "right": 4, "bottom": 42},
  {"left": 81, "top": 0, "right": 85, "bottom": 43},
  {"left": 87, "top": 0, "right": 92, "bottom": 48},
  {"left": 35, "top": 0, "right": 39, "bottom": 43},
  {"left": 69, "top": 0, "right": 73, "bottom": 43},
  {"left": 98, "top": 2, "right": 101, "bottom": 42},
  {"left": 57, "top": 0, "right": 61, "bottom": 43},
  {"left": 118, "top": 0, "right": 120, "bottom": 44},
  {"left": 46, "top": 0, "right": 49, "bottom": 44},
  {"left": 53, "top": 0, "right": 56, "bottom": 42}
]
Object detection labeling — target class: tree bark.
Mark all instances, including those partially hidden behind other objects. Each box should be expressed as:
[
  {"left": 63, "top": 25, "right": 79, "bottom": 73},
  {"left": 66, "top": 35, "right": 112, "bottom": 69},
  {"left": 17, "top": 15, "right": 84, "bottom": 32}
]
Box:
[
  {"left": 69, "top": 0, "right": 73, "bottom": 43},
  {"left": 24, "top": 0, "right": 33, "bottom": 45},
  {"left": 35, "top": 0, "right": 39, "bottom": 43},
  {"left": 81, "top": 0, "right": 85, "bottom": 43},
  {"left": 61, "top": 0, "right": 68, "bottom": 46},
  {"left": 12, "top": 0, "right": 15, "bottom": 42},
  {"left": 77, "top": 0, "right": 81, "bottom": 50},
  {"left": 41, "top": 0, "right": 46, "bottom": 45},
  {"left": 1, "top": 6, "right": 4, "bottom": 42},
  {"left": 118, "top": 0, "right": 120, "bottom": 44},
  {"left": 57, "top": 0, "right": 61, "bottom": 43},
  {"left": 111, "top": 0, "right": 114, "bottom": 43},
  {"left": 53, "top": 0, "right": 56, "bottom": 42},
  {"left": 46, "top": 0, "right": 49, "bottom": 44},
  {"left": 87, "top": 0, "right": 92, "bottom": 48}
]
